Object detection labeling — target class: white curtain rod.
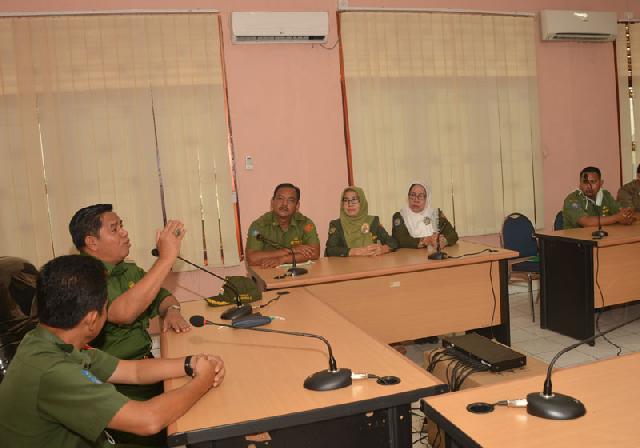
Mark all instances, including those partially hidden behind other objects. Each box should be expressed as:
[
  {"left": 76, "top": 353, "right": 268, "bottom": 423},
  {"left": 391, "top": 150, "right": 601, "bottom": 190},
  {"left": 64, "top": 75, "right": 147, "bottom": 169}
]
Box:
[
  {"left": 0, "top": 9, "right": 218, "bottom": 18},
  {"left": 338, "top": 7, "right": 535, "bottom": 17}
]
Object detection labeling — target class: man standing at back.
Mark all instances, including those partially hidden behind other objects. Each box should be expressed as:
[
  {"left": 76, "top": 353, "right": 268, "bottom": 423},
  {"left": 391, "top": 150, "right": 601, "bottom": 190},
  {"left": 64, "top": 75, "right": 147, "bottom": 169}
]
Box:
[
  {"left": 562, "top": 166, "right": 635, "bottom": 229},
  {"left": 246, "top": 183, "right": 320, "bottom": 267}
]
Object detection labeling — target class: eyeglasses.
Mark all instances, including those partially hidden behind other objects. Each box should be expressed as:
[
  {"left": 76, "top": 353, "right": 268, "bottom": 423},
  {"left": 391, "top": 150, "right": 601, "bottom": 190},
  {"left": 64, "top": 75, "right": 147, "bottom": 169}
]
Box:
[
  {"left": 408, "top": 193, "right": 427, "bottom": 200},
  {"left": 342, "top": 198, "right": 360, "bottom": 205}
]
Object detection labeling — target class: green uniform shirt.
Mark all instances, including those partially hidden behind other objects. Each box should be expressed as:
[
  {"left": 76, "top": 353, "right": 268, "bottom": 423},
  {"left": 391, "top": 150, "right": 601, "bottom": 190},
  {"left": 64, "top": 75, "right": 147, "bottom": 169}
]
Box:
[
  {"left": 246, "top": 211, "right": 320, "bottom": 251},
  {"left": 325, "top": 216, "right": 399, "bottom": 257},
  {"left": 391, "top": 211, "right": 459, "bottom": 248},
  {"left": 562, "top": 189, "right": 620, "bottom": 229},
  {"left": 0, "top": 326, "right": 127, "bottom": 448},
  {"left": 616, "top": 179, "right": 640, "bottom": 212},
  {"left": 90, "top": 260, "right": 170, "bottom": 362}
]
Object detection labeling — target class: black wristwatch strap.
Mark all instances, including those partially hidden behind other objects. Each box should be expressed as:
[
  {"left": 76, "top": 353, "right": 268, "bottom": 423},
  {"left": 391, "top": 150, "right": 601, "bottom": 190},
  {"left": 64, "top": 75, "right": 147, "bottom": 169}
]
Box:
[{"left": 184, "top": 355, "right": 194, "bottom": 377}]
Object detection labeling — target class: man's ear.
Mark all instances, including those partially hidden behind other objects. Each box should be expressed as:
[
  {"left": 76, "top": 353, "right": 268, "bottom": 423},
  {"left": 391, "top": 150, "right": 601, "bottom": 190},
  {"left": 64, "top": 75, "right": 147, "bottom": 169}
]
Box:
[
  {"left": 295, "top": 201, "right": 300, "bottom": 212},
  {"left": 84, "top": 234, "right": 98, "bottom": 252},
  {"left": 84, "top": 309, "right": 102, "bottom": 333}
]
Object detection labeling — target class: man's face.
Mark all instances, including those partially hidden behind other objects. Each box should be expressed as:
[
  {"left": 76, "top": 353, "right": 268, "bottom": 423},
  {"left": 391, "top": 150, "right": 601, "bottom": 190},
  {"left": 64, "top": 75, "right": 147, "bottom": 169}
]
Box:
[
  {"left": 271, "top": 187, "right": 299, "bottom": 220},
  {"left": 90, "top": 211, "right": 131, "bottom": 264},
  {"left": 579, "top": 172, "right": 603, "bottom": 200}
]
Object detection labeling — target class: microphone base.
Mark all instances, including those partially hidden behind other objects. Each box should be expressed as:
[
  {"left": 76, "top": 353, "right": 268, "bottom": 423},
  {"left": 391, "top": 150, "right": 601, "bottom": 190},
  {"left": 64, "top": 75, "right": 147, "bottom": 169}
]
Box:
[
  {"left": 526, "top": 392, "right": 586, "bottom": 420},
  {"left": 287, "top": 267, "right": 308, "bottom": 276},
  {"left": 592, "top": 229, "right": 608, "bottom": 238},
  {"left": 304, "top": 368, "right": 352, "bottom": 391},
  {"left": 220, "top": 304, "right": 252, "bottom": 321},
  {"left": 428, "top": 251, "right": 447, "bottom": 260}
]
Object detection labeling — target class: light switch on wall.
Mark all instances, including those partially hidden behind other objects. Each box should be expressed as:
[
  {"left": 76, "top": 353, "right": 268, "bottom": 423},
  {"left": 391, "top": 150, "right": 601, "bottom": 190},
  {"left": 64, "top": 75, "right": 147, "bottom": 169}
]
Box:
[{"left": 245, "top": 155, "right": 253, "bottom": 170}]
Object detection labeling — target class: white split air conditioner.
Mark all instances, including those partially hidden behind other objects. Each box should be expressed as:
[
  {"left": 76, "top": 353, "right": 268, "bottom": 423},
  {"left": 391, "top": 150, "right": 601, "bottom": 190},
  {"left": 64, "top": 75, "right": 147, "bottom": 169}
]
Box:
[
  {"left": 231, "top": 12, "right": 328, "bottom": 43},
  {"left": 540, "top": 10, "right": 617, "bottom": 42}
]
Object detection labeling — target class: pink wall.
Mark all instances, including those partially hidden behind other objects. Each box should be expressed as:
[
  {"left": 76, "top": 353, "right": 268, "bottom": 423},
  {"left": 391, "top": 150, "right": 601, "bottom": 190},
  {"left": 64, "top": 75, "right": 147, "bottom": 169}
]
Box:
[{"left": 2, "top": 0, "right": 637, "bottom": 298}]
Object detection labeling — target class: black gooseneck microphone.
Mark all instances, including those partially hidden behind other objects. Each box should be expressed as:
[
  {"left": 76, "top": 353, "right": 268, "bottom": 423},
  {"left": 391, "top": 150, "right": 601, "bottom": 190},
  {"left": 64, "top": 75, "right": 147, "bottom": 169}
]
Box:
[
  {"left": 583, "top": 173, "right": 607, "bottom": 239},
  {"left": 189, "top": 315, "right": 352, "bottom": 391},
  {"left": 252, "top": 230, "right": 307, "bottom": 276},
  {"left": 151, "top": 249, "right": 251, "bottom": 321},
  {"left": 526, "top": 313, "right": 640, "bottom": 420},
  {"left": 428, "top": 208, "right": 447, "bottom": 260}
]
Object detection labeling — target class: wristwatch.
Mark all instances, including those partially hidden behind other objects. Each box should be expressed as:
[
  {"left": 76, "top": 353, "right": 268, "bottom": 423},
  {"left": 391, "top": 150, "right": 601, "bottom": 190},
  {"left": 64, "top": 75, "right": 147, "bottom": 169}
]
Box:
[
  {"left": 168, "top": 304, "right": 181, "bottom": 312},
  {"left": 184, "top": 355, "right": 194, "bottom": 377}
]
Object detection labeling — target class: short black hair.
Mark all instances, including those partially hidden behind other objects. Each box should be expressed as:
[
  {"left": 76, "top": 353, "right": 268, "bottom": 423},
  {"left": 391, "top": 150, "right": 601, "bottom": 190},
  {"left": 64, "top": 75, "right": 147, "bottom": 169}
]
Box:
[
  {"left": 37, "top": 255, "right": 107, "bottom": 329},
  {"left": 272, "top": 183, "right": 300, "bottom": 202},
  {"left": 69, "top": 204, "right": 112, "bottom": 250},
  {"left": 580, "top": 166, "right": 601, "bottom": 180}
]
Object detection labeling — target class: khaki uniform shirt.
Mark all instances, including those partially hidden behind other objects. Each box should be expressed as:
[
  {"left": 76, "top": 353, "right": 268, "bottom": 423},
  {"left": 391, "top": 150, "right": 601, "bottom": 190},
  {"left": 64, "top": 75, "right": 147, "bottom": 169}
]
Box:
[
  {"left": 90, "top": 260, "right": 170, "bottom": 362},
  {"left": 246, "top": 211, "right": 319, "bottom": 251},
  {"left": 391, "top": 211, "right": 459, "bottom": 248},
  {"left": 562, "top": 189, "right": 620, "bottom": 229},
  {"left": 0, "top": 326, "right": 127, "bottom": 448},
  {"left": 616, "top": 179, "right": 640, "bottom": 212},
  {"left": 325, "top": 216, "right": 399, "bottom": 257}
]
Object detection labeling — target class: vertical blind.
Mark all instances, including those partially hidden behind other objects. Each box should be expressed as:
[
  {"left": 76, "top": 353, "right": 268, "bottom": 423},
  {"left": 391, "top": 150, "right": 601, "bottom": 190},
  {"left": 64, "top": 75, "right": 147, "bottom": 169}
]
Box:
[
  {"left": 340, "top": 12, "right": 543, "bottom": 235},
  {"left": 0, "top": 13, "right": 238, "bottom": 269},
  {"left": 616, "top": 23, "right": 639, "bottom": 183}
]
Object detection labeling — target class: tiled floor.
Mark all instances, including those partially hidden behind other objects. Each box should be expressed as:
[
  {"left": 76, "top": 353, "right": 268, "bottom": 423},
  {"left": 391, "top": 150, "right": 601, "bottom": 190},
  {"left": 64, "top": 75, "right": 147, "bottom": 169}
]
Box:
[{"left": 408, "top": 284, "right": 640, "bottom": 446}]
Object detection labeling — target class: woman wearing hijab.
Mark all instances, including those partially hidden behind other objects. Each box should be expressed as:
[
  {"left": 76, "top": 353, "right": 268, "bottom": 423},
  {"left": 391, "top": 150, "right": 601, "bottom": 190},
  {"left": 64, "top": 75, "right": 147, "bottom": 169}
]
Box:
[
  {"left": 392, "top": 181, "right": 458, "bottom": 249},
  {"left": 325, "top": 187, "right": 398, "bottom": 257}
]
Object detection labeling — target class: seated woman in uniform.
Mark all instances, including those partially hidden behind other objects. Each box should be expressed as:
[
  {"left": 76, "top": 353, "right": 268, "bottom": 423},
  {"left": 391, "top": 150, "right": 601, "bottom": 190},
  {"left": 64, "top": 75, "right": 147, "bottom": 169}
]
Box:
[
  {"left": 325, "top": 187, "right": 398, "bottom": 257},
  {"left": 392, "top": 181, "right": 458, "bottom": 249}
]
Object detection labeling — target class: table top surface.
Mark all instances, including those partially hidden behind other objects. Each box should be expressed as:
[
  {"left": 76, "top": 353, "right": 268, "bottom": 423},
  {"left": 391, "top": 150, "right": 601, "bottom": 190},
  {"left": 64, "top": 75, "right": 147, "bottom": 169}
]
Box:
[
  {"left": 536, "top": 221, "right": 640, "bottom": 247},
  {"left": 422, "top": 353, "right": 640, "bottom": 447},
  {"left": 249, "top": 240, "right": 517, "bottom": 290},
  {"left": 161, "top": 289, "right": 444, "bottom": 443}
]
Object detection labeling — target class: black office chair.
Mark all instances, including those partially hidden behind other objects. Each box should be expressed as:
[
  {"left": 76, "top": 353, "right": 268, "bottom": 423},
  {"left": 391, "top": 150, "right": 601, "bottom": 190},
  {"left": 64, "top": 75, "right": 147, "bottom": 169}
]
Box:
[
  {"left": 0, "top": 257, "right": 38, "bottom": 383},
  {"left": 501, "top": 213, "right": 540, "bottom": 322},
  {"left": 553, "top": 211, "right": 564, "bottom": 231}
]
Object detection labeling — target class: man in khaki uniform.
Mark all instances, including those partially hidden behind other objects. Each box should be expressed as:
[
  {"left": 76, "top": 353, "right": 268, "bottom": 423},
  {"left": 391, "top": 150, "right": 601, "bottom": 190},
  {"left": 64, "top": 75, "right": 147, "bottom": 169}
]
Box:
[
  {"left": 562, "top": 166, "right": 635, "bottom": 229},
  {"left": 617, "top": 163, "right": 640, "bottom": 213},
  {"left": 0, "top": 255, "right": 224, "bottom": 448},
  {"left": 246, "top": 183, "right": 320, "bottom": 268}
]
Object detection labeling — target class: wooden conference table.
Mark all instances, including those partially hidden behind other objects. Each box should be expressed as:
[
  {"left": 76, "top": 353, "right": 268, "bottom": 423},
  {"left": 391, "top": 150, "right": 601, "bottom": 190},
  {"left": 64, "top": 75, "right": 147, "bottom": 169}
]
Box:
[
  {"left": 161, "top": 289, "right": 446, "bottom": 447},
  {"left": 249, "top": 241, "right": 518, "bottom": 346},
  {"left": 421, "top": 353, "right": 640, "bottom": 447},
  {"left": 536, "top": 222, "right": 640, "bottom": 340}
]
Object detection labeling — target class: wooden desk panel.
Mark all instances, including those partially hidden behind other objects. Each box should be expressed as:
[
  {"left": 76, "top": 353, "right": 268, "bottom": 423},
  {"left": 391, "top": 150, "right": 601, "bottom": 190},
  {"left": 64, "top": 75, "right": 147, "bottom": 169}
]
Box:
[
  {"left": 305, "top": 261, "right": 502, "bottom": 344},
  {"left": 537, "top": 223, "right": 640, "bottom": 340},
  {"left": 161, "top": 290, "right": 444, "bottom": 445},
  {"left": 249, "top": 242, "right": 517, "bottom": 291},
  {"left": 422, "top": 353, "right": 640, "bottom": 447}
]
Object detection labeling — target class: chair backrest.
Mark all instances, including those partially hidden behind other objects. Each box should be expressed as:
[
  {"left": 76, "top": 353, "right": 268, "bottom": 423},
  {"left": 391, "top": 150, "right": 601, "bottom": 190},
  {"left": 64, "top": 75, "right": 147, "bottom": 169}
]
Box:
[
  {"left": 501, "top": 213, "right": 537, "bottom": 257},
  {"left": 553, "top": 211, "right": 564, "bottom": 231}
]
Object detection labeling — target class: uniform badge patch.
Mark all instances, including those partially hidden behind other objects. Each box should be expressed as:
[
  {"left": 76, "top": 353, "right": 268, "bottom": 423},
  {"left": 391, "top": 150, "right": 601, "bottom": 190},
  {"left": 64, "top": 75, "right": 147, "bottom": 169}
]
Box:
[
  {"left": 361, "top": 223, "right": 370, "bottom": 234},
  {"left": 329, "top": 227, "right": 336, "bottom": 234},
  {"left": 393, "top": 218, "right": 401, "bottom": 227},
  {"left": 303, "top": 223, "right": 314, "bottom": 233},
  {"left": 571, "top": 202, "right": 579, "bottom": 209},
  {"left": 423, "top": 217, "right": 431, "bottom": 225},
  {"left": 128, "top": 281, "right": 135, "bottom": 289},
  {"left": 291, "top": 238, "right": 301, "bottom": 246},
  {"left": 81, "top": 369, "right": 103, "bottom": 384}
]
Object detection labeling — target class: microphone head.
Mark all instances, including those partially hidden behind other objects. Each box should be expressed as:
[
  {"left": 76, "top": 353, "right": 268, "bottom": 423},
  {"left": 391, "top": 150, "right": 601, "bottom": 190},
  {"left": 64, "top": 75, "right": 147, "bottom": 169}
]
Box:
[
  {"left": 189, "top": 315, "right": 206, "bottom": 327},
  {"left": 151, "top": 248, "right": 159, "bottom": 257},
  {"left": 251, "top": 229, "right": 263, "bottom": 241}
]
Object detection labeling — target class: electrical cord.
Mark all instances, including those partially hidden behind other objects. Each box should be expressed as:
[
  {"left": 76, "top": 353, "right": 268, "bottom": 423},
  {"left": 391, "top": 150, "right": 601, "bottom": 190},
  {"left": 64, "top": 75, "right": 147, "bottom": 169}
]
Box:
[
  {"left": 446, "top": 248, "right": 498, "bottom": 259},
  {"left": 426, "top": 348, "right": 489, "bottom": 392},
  {"left": 254, "top": 291, "right": 290, "bottom": 310},
  {"left": 594, "top": 246, "right": 623, "bottom": 355}
]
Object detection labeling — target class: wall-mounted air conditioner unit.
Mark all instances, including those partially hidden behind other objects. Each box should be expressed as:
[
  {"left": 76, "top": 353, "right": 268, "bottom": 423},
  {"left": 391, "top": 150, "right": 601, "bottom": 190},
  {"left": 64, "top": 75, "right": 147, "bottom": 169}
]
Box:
[
  {"left": 231, "top": 12, "right": 328, "bottom": 43},
  {"left": 540, "top": 10, "right": 617, "bottom": 42}
]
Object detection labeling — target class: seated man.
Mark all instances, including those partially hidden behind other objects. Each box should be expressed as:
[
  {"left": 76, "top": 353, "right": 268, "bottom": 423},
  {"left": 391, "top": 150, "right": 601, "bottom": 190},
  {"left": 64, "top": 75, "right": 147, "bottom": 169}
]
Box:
[
  {"left": 562, "top": 166, "right": 635, "bottom": 229},
  {"left": 617, "top": 163, "right": 640, "bottom": 213},
  {"left": 246, "top": 183, "right": 320, "bottom": 267},
  {"left": 0, "top": 255, "right": 224, "bottom": 448}
]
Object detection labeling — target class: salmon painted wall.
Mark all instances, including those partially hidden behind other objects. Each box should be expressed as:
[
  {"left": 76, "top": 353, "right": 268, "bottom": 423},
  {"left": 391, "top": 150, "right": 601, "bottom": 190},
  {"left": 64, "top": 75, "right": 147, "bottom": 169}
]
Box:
[{"left": 2, "top": 0, "right": 637, "bottom": 298}]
